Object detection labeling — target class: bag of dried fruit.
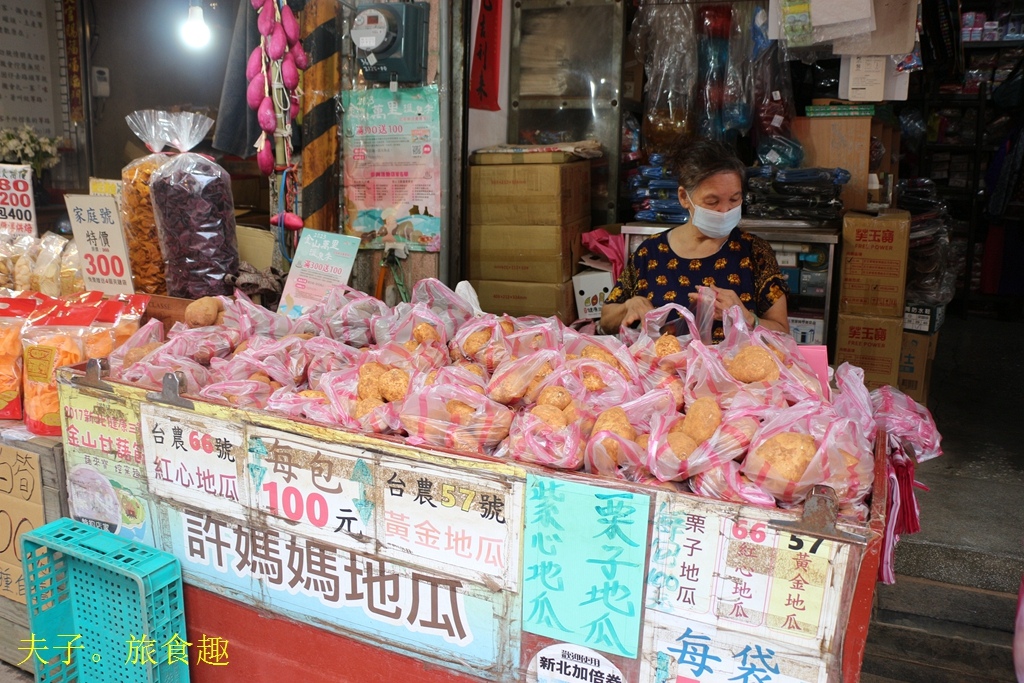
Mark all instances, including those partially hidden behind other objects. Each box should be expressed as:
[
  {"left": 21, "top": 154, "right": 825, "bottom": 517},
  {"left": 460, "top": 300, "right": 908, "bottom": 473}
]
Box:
[
  {"left": 122, "top": 110, "right": 172, "bottom": 294},
  {"left": 150, "top": 112, "right": 239, "bottom": 298}
]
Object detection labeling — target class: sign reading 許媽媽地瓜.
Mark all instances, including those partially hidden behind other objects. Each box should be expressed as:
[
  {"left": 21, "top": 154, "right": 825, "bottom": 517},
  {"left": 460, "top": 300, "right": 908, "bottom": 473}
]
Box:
[{"left": 521, "top": 474, "right": 650, "bottom": 659}]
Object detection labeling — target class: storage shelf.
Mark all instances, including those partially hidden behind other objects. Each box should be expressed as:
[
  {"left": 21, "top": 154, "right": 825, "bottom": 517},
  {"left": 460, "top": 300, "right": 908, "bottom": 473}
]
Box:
[
  {"left": 963, "top": 39, "right": 1024, "bottom": 49},
  {"left": 924, "top": 142, "right": 998, "bottom": 152}
]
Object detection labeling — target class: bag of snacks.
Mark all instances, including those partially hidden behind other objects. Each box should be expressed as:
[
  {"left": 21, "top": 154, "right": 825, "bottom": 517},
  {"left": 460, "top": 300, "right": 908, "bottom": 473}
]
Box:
[
  {"left": 585, "top": 389, "right": 676, "bottom": 477},
  {"left": 504, "top": 398, "right": 587, "bottom": 470},
  {"left": 832, "top": 363, "right": 875, "bottom": 444},
  {"left": 199, "top": 379, "right": 272, "bottom": 409},
  {"left": 401, "top": 383, "right": 513, "bottom": 455},
  {"left": 410, "top": 278, "right": 475, "bottom": 340},
  {"left": 266, "top": 385, "right": 331, "bottom": 420},
  {"left": 150, "top": 112, "right": 239, "bottom": 298},
  {"left": 0, "top": 299, "right": 37, "bottom": 419},
  {"left": 742, "top": 399, "right": 836, "bottom": 505},
  {"left": 60, "top": 242, "right": 86, "bottom": 297},
  {"left": 871, "top": 385, "right": 942, "bottom": 463},
  {"left": 486, "top": 350, "right": 563, "bottom": 407},
  {"left": 318, "top": 367, "right": 402, "bottom": 434},
  {"left": 372, "top": 302, "right": 450, "bottom": 351},
  {"left": 504, "top": 319, "right": 562, "bottom": 358},
  {"left": 22, "top": 305, "right": 100, "bottom": 435},
  {"left": 563, "top": 329, "right": 642, "bottom": 386},
  {"left": 417, "top": 363, "right": 489, "bottom": 393},
  {"left": 305, "top": 336, "right": 362, "bottom": 387},
  {"left": 690, "top": 460, "right": 776, "bottom": 507},
  {"left": 537, "top": 358, "right": 640, "bottom": 421},
  {"left": 819, "top": 416, "right": 874, "bottom": 518},
  {"left": 122, "top": 110, "right": 172, "bottom": 294},
  {"left": 31, "top": 233, "right": 67, "bottom": 297},
  {"left": 109, "top": 318, "right": 165, "bottom": 378},
  {"left": 450, "top": 315, "right": 512, "bottom": 371}
]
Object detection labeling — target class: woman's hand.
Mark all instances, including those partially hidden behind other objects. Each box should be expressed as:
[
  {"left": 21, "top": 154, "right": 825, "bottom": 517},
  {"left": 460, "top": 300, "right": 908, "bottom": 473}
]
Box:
[
  {"left": 621, "top": 296, "right": 654, "bottom": 327},
  {"left": 688, "top": 286, "right": 756, "bottom": 326}
]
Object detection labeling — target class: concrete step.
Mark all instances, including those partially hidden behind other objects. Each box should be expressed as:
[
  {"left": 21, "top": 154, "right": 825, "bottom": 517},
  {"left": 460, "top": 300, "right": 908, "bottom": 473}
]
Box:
[
  {"left": 865, "top": 611, "right": 1015, "bottom": 682},
  {"left": 874, "top": 575, "right": 1018, "bottom": 633}
]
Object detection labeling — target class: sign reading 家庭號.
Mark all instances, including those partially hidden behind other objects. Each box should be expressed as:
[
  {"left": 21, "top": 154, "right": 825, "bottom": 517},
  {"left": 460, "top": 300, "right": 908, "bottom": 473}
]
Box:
[{"left": 65, "top": 194, "right": 135, "bottom": 295}]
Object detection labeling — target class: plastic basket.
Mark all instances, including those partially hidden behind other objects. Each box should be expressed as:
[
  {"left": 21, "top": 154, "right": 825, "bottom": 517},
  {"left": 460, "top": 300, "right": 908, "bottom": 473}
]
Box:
[{"left": 21, "top": 518, "right": 190, "bottom": 683}]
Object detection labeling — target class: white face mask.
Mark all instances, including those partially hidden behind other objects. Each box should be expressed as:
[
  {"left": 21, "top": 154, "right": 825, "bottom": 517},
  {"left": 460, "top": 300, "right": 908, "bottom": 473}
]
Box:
[{"left": 687, "top": 195, "right": 742, "bottom": 238}]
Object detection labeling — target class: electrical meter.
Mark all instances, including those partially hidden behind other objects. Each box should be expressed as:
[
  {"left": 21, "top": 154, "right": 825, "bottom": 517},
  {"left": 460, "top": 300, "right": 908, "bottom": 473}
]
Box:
[{"left": 350, "top": 2, "right": 429, "bottom": 84}]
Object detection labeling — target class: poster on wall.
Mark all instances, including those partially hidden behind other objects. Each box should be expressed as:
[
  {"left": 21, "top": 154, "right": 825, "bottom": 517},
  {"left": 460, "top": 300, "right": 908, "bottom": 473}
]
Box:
[
  {"left": 0, "top": 0, "right": 58, "bottom": 134},
  {"left": 341, "top": 85, "right": 442, "bottom": 252}
]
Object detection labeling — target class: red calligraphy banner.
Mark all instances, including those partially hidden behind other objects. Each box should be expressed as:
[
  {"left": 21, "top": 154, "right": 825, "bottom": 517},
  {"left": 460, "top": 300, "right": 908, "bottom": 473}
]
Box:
[
  {"left": 62, "top": 0, "right": 84, "bottom": 122},
  {"left": 468, "top": 0, "right": 502, "bottom": 111}
]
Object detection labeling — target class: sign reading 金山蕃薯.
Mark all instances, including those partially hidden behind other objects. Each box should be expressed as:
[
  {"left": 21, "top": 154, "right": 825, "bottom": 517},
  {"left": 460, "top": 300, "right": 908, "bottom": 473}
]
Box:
[
  {"left": 277, "top": 228, "right": 360, "bottom": 318},
  {"left": 65, "top": 194, "right": 135, "bottom": 295},
  {"left": 521, "top": 474, "right": 650, "bottom": 659},
  {"left": 0, "top": 164, "right": 37, "bottom": 236},
  {"left": 141, "top": 404, "right": 247, "bottom": 518}
]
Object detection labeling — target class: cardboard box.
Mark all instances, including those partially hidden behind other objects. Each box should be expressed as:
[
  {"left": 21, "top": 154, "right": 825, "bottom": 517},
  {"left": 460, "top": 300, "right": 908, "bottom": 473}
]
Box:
[
  {"left": 904, "top": 302, "right": 946, "bottom": 333},
  {"left": 835, "top": 314, "right": 904, "bottom": 390},
  {"left": 471, "top": 151, "right": 578, "bottom": 165},
  {"left": 572, "top": 269, "right": 616, "bottom": 320},
  {"left": 470, "top": 280, "right": 577, "bottom": 324},
  {"left": 469, "top": 161, "right": 591, "bottom": 226},
  {"left": 789, "top": 316, "right": 825, "bottom": 345},
  {"left": 466, "top": 219, "right": 585, "bottom": 284},
  {"left": 840, "top": 211, "right": 911, "bottom": 317},
  {"left": 143, "top": 295, "right": 193, "bottom": 328},
  {"left": 898, "top": 331, "right": 939, "bottom": 403}
]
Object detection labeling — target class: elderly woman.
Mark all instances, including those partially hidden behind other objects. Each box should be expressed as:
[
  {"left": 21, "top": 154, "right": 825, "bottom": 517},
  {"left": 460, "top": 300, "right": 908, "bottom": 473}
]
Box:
[{"left": 601, "top": 139, "right": 789, "bottom": 342}]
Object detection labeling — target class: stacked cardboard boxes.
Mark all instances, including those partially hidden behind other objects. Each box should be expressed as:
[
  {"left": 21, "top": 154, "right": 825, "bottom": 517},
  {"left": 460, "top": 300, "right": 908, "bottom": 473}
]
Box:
[
  {"left": 468, "top": 159, "right": 591, "bottom": 323},
  {"left": 835, "top": 210, "right": 911, "bottom": 390}
]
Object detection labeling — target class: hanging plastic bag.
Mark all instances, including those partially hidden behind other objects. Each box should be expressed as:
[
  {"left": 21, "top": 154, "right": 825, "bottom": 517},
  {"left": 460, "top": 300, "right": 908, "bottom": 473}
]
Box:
[
  {"left": 122, "top": 110, "right": 171, "bottom": 294},
  {"left": 150, "top": 112, "right": 239, "bottom": 298},
  {"left": 871, "top": 385, "right": 942, "bottom": 463}
]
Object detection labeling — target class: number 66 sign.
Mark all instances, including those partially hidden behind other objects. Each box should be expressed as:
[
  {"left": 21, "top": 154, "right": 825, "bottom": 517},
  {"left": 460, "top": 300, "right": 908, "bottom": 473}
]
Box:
[{"left": 64, "top": 194, "right": 135, "bottom": 295}]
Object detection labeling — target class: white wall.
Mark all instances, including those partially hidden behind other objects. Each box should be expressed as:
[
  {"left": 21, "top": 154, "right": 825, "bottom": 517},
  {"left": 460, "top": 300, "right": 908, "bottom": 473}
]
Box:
[{"left": 466, "top": 0, "right": 511, "bottom": 152}]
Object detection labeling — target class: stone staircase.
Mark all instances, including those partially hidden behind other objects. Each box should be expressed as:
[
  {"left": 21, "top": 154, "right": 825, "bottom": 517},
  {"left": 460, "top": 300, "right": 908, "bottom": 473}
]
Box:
[{"left": 859, "top": 472, "right": 1022, "bottom": 682}]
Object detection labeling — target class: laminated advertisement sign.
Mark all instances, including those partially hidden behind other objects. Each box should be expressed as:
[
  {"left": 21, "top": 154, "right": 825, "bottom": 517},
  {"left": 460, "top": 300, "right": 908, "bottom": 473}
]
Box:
[
  {"left": 0, "top": 164, "right": 36, "bottom": 236},
  {"left": 342, "top": 85, "right": 442, "bottom": 252}
]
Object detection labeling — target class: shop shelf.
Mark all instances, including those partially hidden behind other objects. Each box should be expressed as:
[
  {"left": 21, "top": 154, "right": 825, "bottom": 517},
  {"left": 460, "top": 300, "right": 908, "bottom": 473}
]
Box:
[{"left": 21, "top": 518, "right": 189, "bottom": 683}]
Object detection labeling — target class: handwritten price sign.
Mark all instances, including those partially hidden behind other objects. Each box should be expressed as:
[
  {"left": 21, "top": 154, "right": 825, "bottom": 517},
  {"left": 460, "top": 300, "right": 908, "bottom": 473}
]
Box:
[
  {"left": 0, "top": 164, "right": 37, "bottom": 236},
  {"left": 65, "top": 194, "right": 135, "bottom": 295}
]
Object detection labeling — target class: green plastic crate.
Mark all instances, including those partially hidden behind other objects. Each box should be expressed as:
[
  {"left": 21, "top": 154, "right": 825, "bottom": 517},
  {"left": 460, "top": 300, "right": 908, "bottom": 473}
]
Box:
[{"left": 20, "top": 518, "right": 189, "bottom": 683}]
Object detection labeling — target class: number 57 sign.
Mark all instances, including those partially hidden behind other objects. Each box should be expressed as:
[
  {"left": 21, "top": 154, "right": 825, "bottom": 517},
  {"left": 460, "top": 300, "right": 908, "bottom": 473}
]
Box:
[{"left": 64, "top": 194, "right": 135, "bottom": 296}]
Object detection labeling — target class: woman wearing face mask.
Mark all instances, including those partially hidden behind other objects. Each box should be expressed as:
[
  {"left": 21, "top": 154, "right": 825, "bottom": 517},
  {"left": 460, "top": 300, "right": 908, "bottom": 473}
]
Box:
[{"left": 600, "top": 138, "right": 790, "bottom": 342}]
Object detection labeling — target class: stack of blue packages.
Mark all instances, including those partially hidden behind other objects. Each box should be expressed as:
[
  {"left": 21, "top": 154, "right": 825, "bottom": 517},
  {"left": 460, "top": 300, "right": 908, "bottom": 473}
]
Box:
[{"left": 629, "top": 154, "right": 690, "bottom": 224}]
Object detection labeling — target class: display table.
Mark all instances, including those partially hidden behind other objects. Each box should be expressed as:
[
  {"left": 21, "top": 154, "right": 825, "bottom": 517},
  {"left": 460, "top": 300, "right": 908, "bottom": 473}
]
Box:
[{"left": 50, "top": 363, "right": 886, "bottom": 683}]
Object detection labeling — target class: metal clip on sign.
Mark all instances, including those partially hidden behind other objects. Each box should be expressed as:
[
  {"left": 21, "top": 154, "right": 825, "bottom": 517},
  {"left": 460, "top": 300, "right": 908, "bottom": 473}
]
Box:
[
  {"left": 71, "top": 358, "right": 115, "bottom": 393},
  {"left": 145, "top": 371, "right": 196, "bottom": 411},
  {"left": 770, "top": 484, "right": 869, "bottom": 544}
]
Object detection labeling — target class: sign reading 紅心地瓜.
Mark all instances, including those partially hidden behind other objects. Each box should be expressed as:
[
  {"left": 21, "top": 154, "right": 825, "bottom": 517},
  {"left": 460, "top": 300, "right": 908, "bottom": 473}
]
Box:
[
  {"left": 521, "top": 474, "right": 650, "bottom": 659},
  {"left": 65, "top": 194, "right": 135, "bottom": 295},
  {"left": 0, "top": 164, "right": 36, "bottom": 236},
  {"left": 142, "top": 404, "right": 247, "bottom": 518}
]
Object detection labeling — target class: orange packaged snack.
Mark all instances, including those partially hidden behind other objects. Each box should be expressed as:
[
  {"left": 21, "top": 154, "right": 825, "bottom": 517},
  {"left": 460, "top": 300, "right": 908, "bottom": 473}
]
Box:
[
  {"left": 0, "top": 299, "right": 37, "bottom": 420},
  {"left": 22, "top": 306, "right": 99, "bottom": 436},
  {"left": 122, "top": 110, "right": 171, "bottom": 294}
]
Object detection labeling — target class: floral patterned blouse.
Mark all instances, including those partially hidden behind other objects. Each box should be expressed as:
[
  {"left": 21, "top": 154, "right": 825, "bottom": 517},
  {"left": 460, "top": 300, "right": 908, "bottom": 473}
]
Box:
[{"left": 605, "top": 227, "right": 789, "bottom": 342}]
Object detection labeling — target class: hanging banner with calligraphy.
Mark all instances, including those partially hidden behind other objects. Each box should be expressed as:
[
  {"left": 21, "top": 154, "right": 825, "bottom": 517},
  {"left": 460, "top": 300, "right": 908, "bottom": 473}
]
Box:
[
  {"left": 341, "top": 85, "right": 442, "bottom": 252},
  {"left": 469, "top": 0, "right": 502, "bottom": 111}
]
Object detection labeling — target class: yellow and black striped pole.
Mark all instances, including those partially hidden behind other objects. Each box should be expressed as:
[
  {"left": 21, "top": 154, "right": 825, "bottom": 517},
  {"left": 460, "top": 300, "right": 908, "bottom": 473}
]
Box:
[{"left": 300, "top": 0, "right": 341, "bottom": 232}]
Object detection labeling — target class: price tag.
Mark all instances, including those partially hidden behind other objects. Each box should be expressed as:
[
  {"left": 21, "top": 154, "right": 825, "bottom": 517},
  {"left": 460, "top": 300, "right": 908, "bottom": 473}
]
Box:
[
  {"left": 64, "top": 194, "right": 135, "bottom": 295},
  {"left": 88, "top": 177, "right": 123, "bottom": 208},
  {"left": 0, "top": 164, "right": 37, "bottom": 236}
]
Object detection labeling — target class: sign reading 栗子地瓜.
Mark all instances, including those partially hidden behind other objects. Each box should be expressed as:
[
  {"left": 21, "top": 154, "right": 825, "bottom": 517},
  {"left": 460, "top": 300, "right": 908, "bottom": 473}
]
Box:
[{"left": 521, "top": 474, "right": 650, "bottom": 659}]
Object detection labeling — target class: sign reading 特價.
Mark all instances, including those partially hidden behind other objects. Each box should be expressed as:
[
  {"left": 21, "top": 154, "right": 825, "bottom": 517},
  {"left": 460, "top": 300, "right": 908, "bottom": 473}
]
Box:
[{"left": 64, "top": 194, "right": 135, "bottom": 295}]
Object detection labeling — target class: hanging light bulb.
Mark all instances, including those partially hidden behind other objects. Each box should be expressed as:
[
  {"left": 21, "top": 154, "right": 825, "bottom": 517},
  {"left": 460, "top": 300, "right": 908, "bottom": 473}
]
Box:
[{"left": 181, "top": 0, "right": 211, "bottom": 49}]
